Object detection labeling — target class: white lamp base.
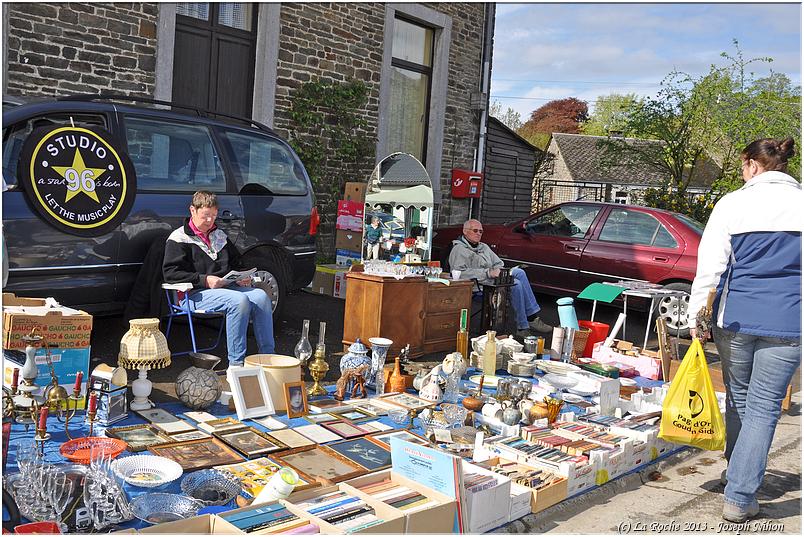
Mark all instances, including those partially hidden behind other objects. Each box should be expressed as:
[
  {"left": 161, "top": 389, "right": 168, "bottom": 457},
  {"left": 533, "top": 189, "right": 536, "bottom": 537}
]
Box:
[{"left": 130, "top": 367, "right": 155, "bottom": 410}]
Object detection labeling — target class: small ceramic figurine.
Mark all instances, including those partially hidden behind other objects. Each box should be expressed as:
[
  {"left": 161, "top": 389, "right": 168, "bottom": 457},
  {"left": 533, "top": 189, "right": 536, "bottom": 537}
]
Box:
[
  {"left": 350, "top": 364, "right": 369, "bottom": 399},
  {"left": 419, "top": 366, "right": 444, "bottom": 404},
  {"left": 335, "top": 365, "right": 369, "bottom": 401}
]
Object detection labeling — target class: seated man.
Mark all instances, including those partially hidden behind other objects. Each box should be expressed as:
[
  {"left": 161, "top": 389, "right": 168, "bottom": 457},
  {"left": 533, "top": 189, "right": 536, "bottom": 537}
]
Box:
[
  {"left": 163, "top": 191, "right": 275, "bottom": 369},
  {"left": 449, "top": 219, "right": 552, "bottom": 337}
]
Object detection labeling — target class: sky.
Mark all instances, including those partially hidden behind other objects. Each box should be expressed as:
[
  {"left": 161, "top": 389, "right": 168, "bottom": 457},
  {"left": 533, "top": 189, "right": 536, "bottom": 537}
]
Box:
[{"left": 491, "top": 1, "right": 802, "bottom": 120}]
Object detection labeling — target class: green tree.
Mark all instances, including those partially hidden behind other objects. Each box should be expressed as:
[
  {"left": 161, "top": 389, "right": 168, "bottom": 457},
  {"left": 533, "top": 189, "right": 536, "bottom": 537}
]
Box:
[
  {"left": 597, "top": 40, "right": 801, "bottom": 222},
  {"left": 581, "top": 93, "right": 642, "bottom": 136},
  {"left": 489, "top": 100, "right": 523, "bottom": 131}
]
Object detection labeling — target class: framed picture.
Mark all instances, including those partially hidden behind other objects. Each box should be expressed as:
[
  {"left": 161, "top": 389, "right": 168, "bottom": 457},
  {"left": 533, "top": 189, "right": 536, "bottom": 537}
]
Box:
[
  {"left": 184, "top": 411, "right": 218, "bottom": 423},
  {"left": 329, "top": 408, "right": 373, "bottom": 423},
  {"left": 307, "top": 398, "right": 352, "bottom": 414},
  {"left": 265, "top": 428, "right": 316, "bottom": 449},
  {"left": 344, "top": 399, "right": 390, "bottom": 416},
  {"left": 134, "top": 407, "right": 196, "bottom": 434},
  {"left": 228, "top": 366, "right": 275, "bottom": 420},
  {"left": 326, "top": 437, "right": 392, "bottom": 472},
  {"left": 377, "top": 392, "right": 433, "bottom": 411},
  {"left": 168, "top": 429, "right": 211, "bottom": 442},
  {"left": 294, "top": 424, "right": 341, "bottom": 444},
  {"left": 272, "top": 445, "right": 366, "bottom": 483},
  {"left": 283, "top": 381, "right": 308, "bottom": 419},
  {"left": 105, "top": 424, "right": 173, "bottom": 452},
  {"left": 215, "top": 457, "right": 315, "bottom": 498},
  {"left": 302, "top": 413, "right": 337, "bottom": 425},
  {"left": 368, "top": 429, "right": 428, "bottom": 449},
  {"left": 320, "top": 419, "right": 370, "bottom": 440},
  {"left": 215, "top": 427, "right": 288, "bottom": 458},
  {"left": 360, "top": 420, "right": 393, "bottom": 433},
  {"left": 149, "top": 437, "right": 243, "bottom": 471},
  {"left": 197, "top": 417, "right": 245, "bottom": 435}
]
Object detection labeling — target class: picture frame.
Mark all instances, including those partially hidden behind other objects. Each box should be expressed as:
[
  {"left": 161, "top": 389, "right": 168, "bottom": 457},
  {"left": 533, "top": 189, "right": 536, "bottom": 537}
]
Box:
[
  {"left": 168, "top": 429, "right": 211, "bottom": 442},
  {"left": 302, "top": 413, "right": 338, "bottom": 425},
  {"left": 215, "top": 457, "right": 316, "bottom": 498},
  {"left": 328, "top": 407, "right": 374, "bottom": 423},
  {"left": 326, "top": 437, "right": 392, "bottom": 472},
  {"left": 134, "top": 407, "right": 197, "bottom": 434},
  {"left": 283, "top": 381, "right": 308, "bottom": 419},
  {"left": 344, "top": 399, "right": 390, "bottom": 416},
  {"left": 377, "top": 392, "right": 433, "bottom": 411},
  {"left": 368, "top": 429, "right": 428, "bottom": 449},
  {"left": 149, "top": 437, "right": 243, "bottom": 471},
  {"left": 272, "top": 445, "right": 367, "bottom": 483},
  {"left": 105, "top": 424, "right": 173, "bottom": 452},
  {"left": 215, "top": 427, "right": 288, "bottom": 458},
  {"left": 307, "top": 398, "right": 352, "bottom": 414},
  {"left": 197, "top": 417, "right": 245, "bottom": 435},
  {"left": 228, "top": 366, "right": 275, "bottom": 420},
  {"left": 320, "top": 419, "right": 370, "bottom": 440},
  {"left": 294, "top": 424, "right": 341, "bottom": 444},
  {"left": 264, "top": 428, "right": 316, "bottom": 450}
]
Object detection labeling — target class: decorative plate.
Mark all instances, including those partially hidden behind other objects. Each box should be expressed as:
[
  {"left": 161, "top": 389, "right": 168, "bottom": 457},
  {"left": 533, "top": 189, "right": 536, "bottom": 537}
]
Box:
[
  {"left": 131, "top": 493, "right": 203, "bottom": 525},
  {"left": 112, "top": 455, "right": 184, "bottom": 488},
  {"left": 60, "top": 437, "right": 127, "bottom": 464},
  {"left": 468, "top": 374, "right": 502, "bottom": 388},
  {"left": 619, "top": 377, "right": 637, "bottom": 386},
  {"left": 560, "top": 393, "right": 586, "bottom": 403},
  {"left": 541, "top": 373, "right": 579, "bottom": 390},
  {"left": 180, "top": 469, "right": 241, "bottom": 506},
  {"left": 534, "top": 360, "right": 581, "bottom": 375}
]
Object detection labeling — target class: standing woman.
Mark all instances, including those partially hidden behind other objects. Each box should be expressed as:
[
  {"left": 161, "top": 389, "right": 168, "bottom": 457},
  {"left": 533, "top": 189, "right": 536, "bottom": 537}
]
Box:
[{"left": 688, "top": 138, "right": 802, "bottom": 523}]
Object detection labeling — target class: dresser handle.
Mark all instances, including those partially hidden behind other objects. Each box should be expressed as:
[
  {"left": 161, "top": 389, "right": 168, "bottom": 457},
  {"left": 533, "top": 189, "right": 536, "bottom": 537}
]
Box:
[
  {"left": 441, "top": 323, "right": 451, "bottom": 329},
  {"left": 441, "top": 298, "right": 455, "bottom": 305}
]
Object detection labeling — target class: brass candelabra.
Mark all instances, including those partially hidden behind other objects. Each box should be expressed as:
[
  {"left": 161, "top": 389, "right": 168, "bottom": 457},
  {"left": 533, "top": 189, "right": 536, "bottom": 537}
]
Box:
[{"left": 63, "top": 386, "right": 85, "bottom": 440}]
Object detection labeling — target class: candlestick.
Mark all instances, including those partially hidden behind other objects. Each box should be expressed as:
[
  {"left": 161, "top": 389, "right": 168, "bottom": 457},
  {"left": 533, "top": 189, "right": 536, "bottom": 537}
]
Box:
[
  {"left": 11, "top": 368, "right": 19, "bottom": 392},
  {"left": 74, "top": 371, "right": 84, "bottom": 393},
  {"left": 86, "top": 391, "right": 98, "bottom": 436},
  {"left": 38, "top": 406, "right": 48, "bottom": 430}
]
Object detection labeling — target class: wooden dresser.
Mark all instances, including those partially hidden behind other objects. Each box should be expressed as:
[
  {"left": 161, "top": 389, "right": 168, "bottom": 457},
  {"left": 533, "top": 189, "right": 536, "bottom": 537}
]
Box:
[{"left": 342, "top": 272, "right": 473, "bottom": 358}]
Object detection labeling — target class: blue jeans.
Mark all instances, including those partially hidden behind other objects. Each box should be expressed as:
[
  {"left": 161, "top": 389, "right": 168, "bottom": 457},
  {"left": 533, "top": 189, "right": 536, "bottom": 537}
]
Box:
[
  {"left": 510, "top": 267, "right": 541, "bottom": 329},
  {"left": 714, "top": 326, "right": 801, "bottom": 508},
  {"left": 188, "top": 286, "right": 275, "bottom": 365}
]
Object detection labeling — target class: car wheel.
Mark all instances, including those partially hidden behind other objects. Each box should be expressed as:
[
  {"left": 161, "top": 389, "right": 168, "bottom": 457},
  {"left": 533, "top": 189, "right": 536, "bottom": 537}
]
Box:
[
  {"left": 241, "top": 248, "right": 289, "bottom": 321},
  {"left": 657, "top": 282, "right": 691, "bottom": 338}
]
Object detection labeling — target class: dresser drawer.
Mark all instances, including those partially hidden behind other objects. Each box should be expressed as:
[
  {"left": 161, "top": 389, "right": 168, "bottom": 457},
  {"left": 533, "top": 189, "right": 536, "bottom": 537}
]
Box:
[
  {"left": 424, "top": 312, "right": 461, "bottom": 341},
  {"left": 426, "top": 285, "right": 471, "bottom": 314}
]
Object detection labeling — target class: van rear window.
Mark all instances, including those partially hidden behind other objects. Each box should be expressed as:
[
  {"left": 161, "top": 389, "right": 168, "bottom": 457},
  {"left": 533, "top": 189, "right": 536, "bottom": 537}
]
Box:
[{"left": 219, "top": 128, "right": 308, "bottom": 195}]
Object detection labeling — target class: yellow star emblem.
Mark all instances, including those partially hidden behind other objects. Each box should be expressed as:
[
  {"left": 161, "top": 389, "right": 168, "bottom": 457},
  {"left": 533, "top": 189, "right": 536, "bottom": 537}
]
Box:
[{"left": 51, "top": 149, "right": 106, "bottom": 203}]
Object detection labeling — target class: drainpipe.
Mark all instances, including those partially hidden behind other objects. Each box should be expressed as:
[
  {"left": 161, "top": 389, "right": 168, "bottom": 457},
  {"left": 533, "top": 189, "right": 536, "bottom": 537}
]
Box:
[{"left": 473, "top": 2, "right": 495, "bottom": 220}]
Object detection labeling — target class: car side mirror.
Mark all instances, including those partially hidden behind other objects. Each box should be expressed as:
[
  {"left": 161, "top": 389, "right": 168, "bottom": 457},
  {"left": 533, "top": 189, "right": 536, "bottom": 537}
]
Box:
[{"left": 513, "top": 224, "right": 526, "bottom": 234}]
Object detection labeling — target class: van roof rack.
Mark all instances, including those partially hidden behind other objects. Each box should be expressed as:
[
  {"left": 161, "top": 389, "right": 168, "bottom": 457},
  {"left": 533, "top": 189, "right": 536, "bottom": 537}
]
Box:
[{"left": 57, "top": 93, "right": 274, "bottom": 134}]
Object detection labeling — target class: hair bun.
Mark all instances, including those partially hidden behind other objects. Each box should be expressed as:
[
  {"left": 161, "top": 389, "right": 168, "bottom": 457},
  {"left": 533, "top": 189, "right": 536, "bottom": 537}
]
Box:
[{"left": 777, "top": 137, "right": 796, "bottom": 160}]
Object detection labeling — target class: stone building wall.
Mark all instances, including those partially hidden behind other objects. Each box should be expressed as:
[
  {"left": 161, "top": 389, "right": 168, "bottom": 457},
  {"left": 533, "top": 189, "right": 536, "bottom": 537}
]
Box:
[{"left": 4, "top": 2, "right": 158, "bottom": 96}]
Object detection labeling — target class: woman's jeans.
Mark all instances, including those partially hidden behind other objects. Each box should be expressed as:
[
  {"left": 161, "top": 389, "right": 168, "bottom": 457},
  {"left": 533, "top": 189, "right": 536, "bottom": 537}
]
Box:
[
  {"left": 714, "top": 326, "right": 801, "bottom": 508},
  {"left": 189, "top": 286, "right": 276, "bottom": 365},
  {"left": 510, "top": 267, "right": 541, "bottom": 329}
]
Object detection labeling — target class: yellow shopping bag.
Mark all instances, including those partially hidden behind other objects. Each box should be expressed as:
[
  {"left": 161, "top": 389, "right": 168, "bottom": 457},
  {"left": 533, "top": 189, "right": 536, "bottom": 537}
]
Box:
[{"left": 658, "top": 338, "right": 725, "bottom": 451}]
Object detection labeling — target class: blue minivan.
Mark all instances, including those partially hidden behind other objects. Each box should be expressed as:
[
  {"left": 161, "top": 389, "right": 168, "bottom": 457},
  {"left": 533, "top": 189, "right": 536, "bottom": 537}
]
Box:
[{"left": 2, "top": 95, "right": 318, "bottom": 316}]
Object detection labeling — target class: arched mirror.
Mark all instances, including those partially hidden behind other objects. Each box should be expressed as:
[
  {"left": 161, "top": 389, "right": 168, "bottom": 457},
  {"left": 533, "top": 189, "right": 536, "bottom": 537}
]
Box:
[{"left": 363, "top": 153, "right": 434, "bottom": 263}]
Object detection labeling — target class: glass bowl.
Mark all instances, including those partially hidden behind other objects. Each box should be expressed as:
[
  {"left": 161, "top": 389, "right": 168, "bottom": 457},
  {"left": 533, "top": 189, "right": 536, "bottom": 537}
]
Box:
[
  {"left": 386, "top": 407, "right": 410, "bottom": 427},
  {"left": 131, "top": 493, "right": 204, "bottom": 524},
  {"left": 441, "top": 403, "right": 468, "bottom": 428},
  {"left": 180, "top": 469, "right": 241, "bottom": 506},
  {"left": 112, "top": 455, "right": 183, "bottom": 488}
]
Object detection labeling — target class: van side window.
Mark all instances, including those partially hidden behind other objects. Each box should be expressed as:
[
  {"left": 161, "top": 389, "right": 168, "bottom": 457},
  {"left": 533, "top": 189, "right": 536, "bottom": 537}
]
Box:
[
  {"left": 2, "top": 113, "right": 107, "bottom": 187},
  {"left": 219, "top": 128, "right": 308, "bottom": 195},
  {"left": 124, "top": 116, "right": 226, "bottom": 191}
]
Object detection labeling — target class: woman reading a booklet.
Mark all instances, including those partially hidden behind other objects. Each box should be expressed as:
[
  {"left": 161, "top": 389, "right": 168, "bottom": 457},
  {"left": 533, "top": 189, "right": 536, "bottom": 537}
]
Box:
[{"left": 163, "top": 191, "right": 275, "bottom": 367}]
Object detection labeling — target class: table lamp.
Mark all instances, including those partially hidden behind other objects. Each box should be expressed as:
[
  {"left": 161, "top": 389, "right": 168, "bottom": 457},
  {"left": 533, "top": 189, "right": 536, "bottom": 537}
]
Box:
[{"left": 118, "top": 318, "right": 171, "bottom": 410}]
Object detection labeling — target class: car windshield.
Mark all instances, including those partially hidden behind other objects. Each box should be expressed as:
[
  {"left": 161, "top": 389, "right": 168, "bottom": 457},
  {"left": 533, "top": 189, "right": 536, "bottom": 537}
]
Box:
[{"left": 674, "top": 213, "right": 705, "bottom": 236}]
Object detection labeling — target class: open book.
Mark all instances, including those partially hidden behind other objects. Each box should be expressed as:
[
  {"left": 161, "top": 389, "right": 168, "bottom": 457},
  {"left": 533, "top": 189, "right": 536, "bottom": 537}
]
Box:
[{"left": 221, "top": 267, "right": 257, "bottom": 285}]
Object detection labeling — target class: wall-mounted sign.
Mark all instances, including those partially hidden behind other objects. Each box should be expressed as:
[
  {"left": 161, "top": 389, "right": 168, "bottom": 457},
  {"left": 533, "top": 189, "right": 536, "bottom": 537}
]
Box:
[{"left": 17, "top": 126, "right": 136, "bottom": 237}]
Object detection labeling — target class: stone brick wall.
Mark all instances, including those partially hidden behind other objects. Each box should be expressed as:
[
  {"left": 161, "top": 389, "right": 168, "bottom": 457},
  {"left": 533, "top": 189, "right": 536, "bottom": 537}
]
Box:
[{"left": 4, "top": 2, "right": 158, "bottom": 97}]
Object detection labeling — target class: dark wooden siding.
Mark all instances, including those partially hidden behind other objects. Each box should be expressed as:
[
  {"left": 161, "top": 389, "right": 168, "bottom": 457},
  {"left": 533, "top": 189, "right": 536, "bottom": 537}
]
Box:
[{"left": 480, "top": 117, "right": 540, "bottom": 224}]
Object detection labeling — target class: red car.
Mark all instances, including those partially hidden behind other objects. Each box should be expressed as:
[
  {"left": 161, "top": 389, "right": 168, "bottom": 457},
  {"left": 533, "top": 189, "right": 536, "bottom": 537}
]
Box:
[{"left": 431, "top": 202, "right": 704, "bottom": 336}]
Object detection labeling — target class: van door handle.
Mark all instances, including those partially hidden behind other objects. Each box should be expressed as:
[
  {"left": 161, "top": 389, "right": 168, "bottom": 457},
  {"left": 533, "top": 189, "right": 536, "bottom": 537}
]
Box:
[
  {"left": 218, "top": 210, "right": 238, "bottom": 222},
  {"left": 653, "top": 255, "right": 669, "bottom": 262}
]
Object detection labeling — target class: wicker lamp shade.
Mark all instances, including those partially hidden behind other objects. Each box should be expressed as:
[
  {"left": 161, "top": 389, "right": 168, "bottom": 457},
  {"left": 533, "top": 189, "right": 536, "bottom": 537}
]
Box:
[{"left": 118, "top": 318, "right": 171, "bottom": 370}]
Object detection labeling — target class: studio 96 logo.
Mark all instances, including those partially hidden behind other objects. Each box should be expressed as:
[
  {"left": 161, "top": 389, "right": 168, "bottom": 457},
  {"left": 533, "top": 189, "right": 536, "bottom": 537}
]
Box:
[{"left": 18, "top": 125, "right": 137, "bottom": 237}]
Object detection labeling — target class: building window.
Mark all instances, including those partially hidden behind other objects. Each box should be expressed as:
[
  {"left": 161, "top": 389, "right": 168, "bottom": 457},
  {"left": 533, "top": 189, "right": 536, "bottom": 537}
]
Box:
[
  {"left": 387, "top": 17, "right": 434, "bottom": 164},
  {"left": 613, "top": 190, "right": 629, "bottom": 204}
]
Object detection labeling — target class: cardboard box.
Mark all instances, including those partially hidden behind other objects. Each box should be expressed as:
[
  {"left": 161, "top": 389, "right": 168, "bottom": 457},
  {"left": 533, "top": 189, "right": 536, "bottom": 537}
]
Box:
[
  {"left": 285, "top": 484, "right": 404, "bottom": 534},
  {"left": 3, "top": 347, "right": 90, "bottom": 409},
  {"left": 460, "top": 460, "right": 512, "bottom": 533},
  {"left": 344, "top": 470, "right": 457, "bottom": 534},
  {"left": 138, "top": 514, "right": 243, "bottom": 534},
  {"left": 336, "top": 200, "right": 364, "bottom": 232},
  {"left": 335, "top": 249, "right": 362, "bottom": 267},
  {"left": 2, "top": 294, "right": 93, "bottom": 350},
  {"left": 570, "top": 370, "right": 620, "bottom": 415},
  {"left": 333, "top": 270, "right": 348, "bottom": 299},
  {"left": 335, "top": 229, "right": 363, "bottom": 253},
  {"left": 478, "top": 456, "right": 568, "bottom": 515},
  {"left": 508, "top": 482, "right": 534, "bottom": 522},
  {"left": 309, "top": 264, "right": 349, "bottom": 297},
  {"left": 344, "top": 182, "right": 367, "bottom": 202},
  {"left": 628, "top": 439, "right": 650, "bottom": 470},
  {"left": 216, "top": 501, "right": 321, "bottom": 535}
]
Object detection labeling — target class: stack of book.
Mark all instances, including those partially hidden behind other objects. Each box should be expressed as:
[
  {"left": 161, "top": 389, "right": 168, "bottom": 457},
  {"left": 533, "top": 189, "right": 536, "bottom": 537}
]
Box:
[
  {"left": 463, "top": 472, "right": 499, "bottom": 494},
  {"left": 295, "top": 490, "right": 384, "bottom": 533},
  {"left": 352, "top": 478, "right": 438, "bottom": 513},
  {"left": 220, "top": 503, "right": 316, "bottom": 534},
  {"left": 486, "top": 460, "right": 562, "bottom": 491},
  {"left": 496, "top": 436, "right": 587, "bottom": 464}
]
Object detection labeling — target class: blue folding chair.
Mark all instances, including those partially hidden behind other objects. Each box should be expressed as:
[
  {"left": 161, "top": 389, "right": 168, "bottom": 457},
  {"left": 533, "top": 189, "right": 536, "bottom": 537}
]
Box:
[{"left": 162, "top": 283, "right": 225, "bottom": 357}]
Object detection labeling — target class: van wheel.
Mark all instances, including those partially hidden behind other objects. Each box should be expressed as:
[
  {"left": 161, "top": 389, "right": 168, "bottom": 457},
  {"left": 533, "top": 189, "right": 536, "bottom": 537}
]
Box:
[
  {"left": 658, "top": 282, "right": 691, "bottom": 339},
  {"left": 241, "top": 248, "right": 289, "bottom": 320}
]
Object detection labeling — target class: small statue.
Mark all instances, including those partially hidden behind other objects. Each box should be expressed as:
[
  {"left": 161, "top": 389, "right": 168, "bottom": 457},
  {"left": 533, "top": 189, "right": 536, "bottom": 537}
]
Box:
[{"left": 350, "top": 364, "right": 369, "bottom": 399}]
